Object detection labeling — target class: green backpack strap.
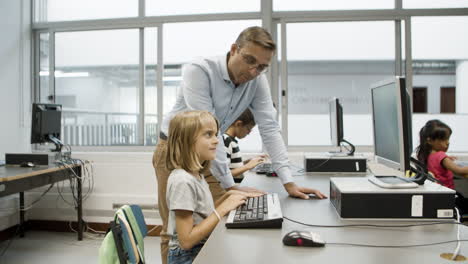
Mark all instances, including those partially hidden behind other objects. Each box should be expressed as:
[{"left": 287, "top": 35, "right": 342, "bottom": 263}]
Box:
[{"left": 122, "top": 205, "right": 145, "bottom": 263}]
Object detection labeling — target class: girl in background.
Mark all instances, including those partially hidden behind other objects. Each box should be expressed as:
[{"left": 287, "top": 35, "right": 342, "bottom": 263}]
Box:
[{"left": 416, "top": 119, "right": 468, "bottom": 189}]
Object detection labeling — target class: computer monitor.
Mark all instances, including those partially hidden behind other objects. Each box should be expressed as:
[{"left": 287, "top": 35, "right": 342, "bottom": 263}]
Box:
[
  {"left": 329, "top": 97, "right": 355, "bottom": 155},
  {"left": 371, "top": 77, "right": 412, "bottom": 174},
  {"left": 31, "top": 103, "right": 63, "bottom": 151}
]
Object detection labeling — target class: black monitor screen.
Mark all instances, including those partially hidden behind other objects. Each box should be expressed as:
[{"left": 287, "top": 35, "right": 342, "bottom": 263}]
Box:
[
  {"left": 329, "top": 98, "right": 343, "bottom": 147},
  {"left": 31, "top": 103, "right": 62, "bottom": 144}
]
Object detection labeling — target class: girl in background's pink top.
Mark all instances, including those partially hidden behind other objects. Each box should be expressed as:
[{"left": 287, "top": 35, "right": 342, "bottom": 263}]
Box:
[
  {"left": 427, "top": 151, "right": 454, "bottom": 189},
  {"left": 416, "top": 119, "right": 468, "bottom": 190}
]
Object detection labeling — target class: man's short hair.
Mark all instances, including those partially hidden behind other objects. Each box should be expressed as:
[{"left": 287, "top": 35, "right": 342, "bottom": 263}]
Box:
[
  {"left": 234, "top": 109, "right": 256, "bottom": 127},
  {"left": 235, "top": 26, "right": 276, "bottom": 51}
]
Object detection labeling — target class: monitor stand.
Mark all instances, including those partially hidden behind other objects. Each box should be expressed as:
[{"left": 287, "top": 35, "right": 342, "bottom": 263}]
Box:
[
  {"left": 328, "top": 139, "right": 355, "bottom": 156},
  {"left": 368, "top": 175, "right": 419, "bottom": 189},
  {"left": 327, "top": 150, "right": 349, "bottom": 157}
]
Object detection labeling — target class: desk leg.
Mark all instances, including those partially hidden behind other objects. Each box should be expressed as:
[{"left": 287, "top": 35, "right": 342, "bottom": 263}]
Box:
[
  {"left": 77, "top": 166, "right": 83, "bottom": 241},
  {"left": 19, "top": 192, "right": 25, "bottom": 238}
]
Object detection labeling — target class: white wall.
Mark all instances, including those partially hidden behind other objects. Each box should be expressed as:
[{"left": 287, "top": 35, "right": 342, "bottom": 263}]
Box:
[
  {"left": 0, "top": 0, "right": 32, "bottom": 231},
  {"left": 26, "top": 152, "right": 160, "bottom": 226}
]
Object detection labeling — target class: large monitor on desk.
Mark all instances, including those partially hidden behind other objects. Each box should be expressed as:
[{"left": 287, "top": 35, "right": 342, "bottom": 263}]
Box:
[{"left": 371, "top": 77, "right": 412, "bottom": 174}]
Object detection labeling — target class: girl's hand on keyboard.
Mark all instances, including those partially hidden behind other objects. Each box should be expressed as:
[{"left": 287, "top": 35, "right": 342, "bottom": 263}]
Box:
[
  {"left": 228, "top": 189, "right": 263, "bottom": 198},
  {"left": 218, "top": 194, "right": 248, "bottom": 216},
  {"left": 227, "top": 185, "right": 266, "bottom": 195}
]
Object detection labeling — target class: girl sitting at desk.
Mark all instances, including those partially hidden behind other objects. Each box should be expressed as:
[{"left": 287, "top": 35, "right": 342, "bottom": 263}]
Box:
[
  {"left": 416, "top": 119, "right": 468, "bottom": 189},
  {"left": 165, "top": 111, "right": 260, "bottom": 264}
]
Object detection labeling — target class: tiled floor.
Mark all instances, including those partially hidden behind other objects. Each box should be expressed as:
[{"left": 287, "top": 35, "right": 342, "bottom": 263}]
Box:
[{"left": 0, "top": 231, "right": 161, "bottom": 264}]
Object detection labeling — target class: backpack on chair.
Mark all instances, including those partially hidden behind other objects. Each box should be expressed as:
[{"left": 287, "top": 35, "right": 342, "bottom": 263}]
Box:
[{"left": 99, "top": 205, "right": 148, "bottom": 264}]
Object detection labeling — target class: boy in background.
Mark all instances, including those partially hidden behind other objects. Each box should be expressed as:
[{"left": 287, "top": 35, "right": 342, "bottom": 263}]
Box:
[{"left": 223, "top": 109, "right": 266, "bottom": 183}]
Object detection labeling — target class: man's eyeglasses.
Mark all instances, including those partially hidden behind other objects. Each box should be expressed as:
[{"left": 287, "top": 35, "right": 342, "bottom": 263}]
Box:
[{"left": 239, "top": 51, "right": 269, "bottom": 74}]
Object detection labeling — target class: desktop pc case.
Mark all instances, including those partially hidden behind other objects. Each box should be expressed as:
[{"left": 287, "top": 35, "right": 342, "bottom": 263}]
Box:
[
  {"left": 5, "top": 153, "right": 55, "bottom": 166},
  {"left": 304, "top": 154, "right": 367, "bottom": 173},
  {"left": 330, "top": 177, "right": 455, "bottom": 219}
]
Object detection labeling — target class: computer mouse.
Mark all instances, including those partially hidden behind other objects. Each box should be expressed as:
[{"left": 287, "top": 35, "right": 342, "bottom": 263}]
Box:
[
  {"left": 283, "top": 230, "right": 325, "bottom": 247},
  {"left": 307, "top": 193, "right": 320, "bottom": 199},
  {"left": 266, "top": 171, "right": 277, "bottom": 177},
  {"left": 20, "top": 162, "right": 35, "bottom": 168}
]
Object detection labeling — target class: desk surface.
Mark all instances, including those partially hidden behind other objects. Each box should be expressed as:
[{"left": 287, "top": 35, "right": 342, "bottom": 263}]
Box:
[
  {"left": 0, "top": 165, "right": 72, "bottom": 182},
  {"left": 194, "top": 171, "right": 468, "bottom": 264}
]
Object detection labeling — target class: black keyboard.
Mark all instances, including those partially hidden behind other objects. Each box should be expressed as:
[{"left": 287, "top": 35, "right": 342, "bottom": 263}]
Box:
[
  {"left": 225, "top": 193, "right": 283, "bottom": 228},
  {"left": 254, "top": 163, "right": 273, "bottom": 174}
]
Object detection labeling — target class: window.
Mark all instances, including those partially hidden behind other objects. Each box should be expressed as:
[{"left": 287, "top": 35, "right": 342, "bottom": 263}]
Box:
[
  {"left": 38, "top": 32, "right": 50, "bottom": 103},
  {"left": 285, "top": 21, "right": 395, "bottom": 146},
  {"left": 145, "top": 28, "right": 159, "bottom": 146},
  {"left": 55, "top": 29, "right": 140, "bottom": 146},
  {"left": 34, "top": 0, "right": 138, "bottom": 22},
  {"left": 163, "top": 20, "right": 262, "bottom": 152},
  {"left": 404, "top": 0, "right": 468, "bottom": 9},
  {"left": 32, "top": 3, "right": 468, "bottom": 151},
  {"left": 274, "top": 0, "right": 393, "bottom": 11},
  {"left": 146, "top": 0, "right": 259, "bottom": 16},
  {"left": 411, "top": 16, "right": 468, "bottom": 151}
]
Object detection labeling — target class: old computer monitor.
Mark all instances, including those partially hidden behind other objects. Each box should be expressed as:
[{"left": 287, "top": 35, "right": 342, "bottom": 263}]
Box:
[
  {"left": 329, "top": 97, "right": 355, "bottom": 155},
  {"left": 31, "top": 103, "right": 63, "bottom": 151},
  {"left": 371, "top": 77, "right": 412, "bottom": 174}
]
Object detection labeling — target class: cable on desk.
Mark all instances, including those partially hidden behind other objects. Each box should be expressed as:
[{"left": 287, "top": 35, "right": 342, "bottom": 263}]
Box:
[
  {"left": 0, "top": 183, "right": 55, "bottom": 212},
  {"left": 54, "top": 147, "right": 95, "bottom": 234},
  {"left": 283, "top": 216, "right": 465, "bottom": 228},
  {"left": 452, "top": 207, "right": 462, "bottom": 260},
  {"left": 327, "top": 239, "right": 468, "bottom": 248},
  {"left": 55, "top": 155, "right": 95, "bottom": 210}
]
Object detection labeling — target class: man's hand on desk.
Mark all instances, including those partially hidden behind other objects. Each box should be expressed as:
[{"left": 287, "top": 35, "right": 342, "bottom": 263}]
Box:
[{"left": 284, "top": 182, "right": 327, "bottom": 199}]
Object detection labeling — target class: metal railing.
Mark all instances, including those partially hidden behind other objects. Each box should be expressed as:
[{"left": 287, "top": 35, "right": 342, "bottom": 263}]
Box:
[{"left": 61, "top": 108, "right": 158, "bottom": 146}]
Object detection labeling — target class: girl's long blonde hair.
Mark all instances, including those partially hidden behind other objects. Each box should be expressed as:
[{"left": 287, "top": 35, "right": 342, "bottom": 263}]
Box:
[{"left": 166, "top": 110, "right": 219, "bottom": 174}]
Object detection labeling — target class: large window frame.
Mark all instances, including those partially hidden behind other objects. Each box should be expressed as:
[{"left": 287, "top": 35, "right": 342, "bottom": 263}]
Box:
[{"left": 31, "top": 0, "right": 468, "bottom": 151}]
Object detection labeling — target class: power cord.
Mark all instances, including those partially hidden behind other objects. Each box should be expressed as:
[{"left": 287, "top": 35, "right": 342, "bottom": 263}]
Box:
[
  {"left": 283, "top": 216, "right": 465, "bottom": 228},
  {"left": 326, "top": 240, "right": 468, "bottom": 248},
  {"left": 283, "top": 216, "right": 467, "bottom": 248},
  {"left": 0, "top": 183, "right": 55, "bottom": 212},
  {"left": 452, "top": 207, "right": 462, "bottom": 260}
]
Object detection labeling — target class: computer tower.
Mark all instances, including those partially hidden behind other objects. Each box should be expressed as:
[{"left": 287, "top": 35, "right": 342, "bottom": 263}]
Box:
[
  {"left": 304, "top": 154, "right": 367, "bottom": 173},
  {"left": 330, "top": 177, "right": 455, "bottom": 219},
  {"left": 5, "top": 153, "right": 53, "bottom": 166}
]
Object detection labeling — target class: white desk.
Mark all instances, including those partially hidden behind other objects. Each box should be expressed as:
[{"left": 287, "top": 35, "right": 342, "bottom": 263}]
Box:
[{"left": 194, "top": 168, "right": 467, "bottom": 264}]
